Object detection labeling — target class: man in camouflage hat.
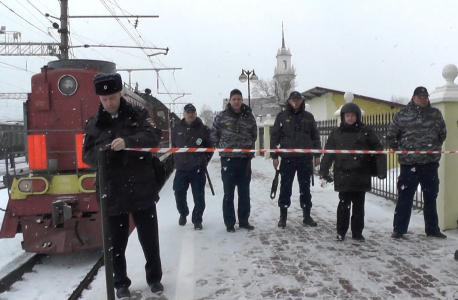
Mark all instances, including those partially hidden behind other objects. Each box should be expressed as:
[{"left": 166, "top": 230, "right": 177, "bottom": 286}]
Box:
[
  {"left": 387, "top": 86, "right": 447, "bottom": 240},
  {"left": 211, "top": 89, "right": 257, "bottom": 233}
]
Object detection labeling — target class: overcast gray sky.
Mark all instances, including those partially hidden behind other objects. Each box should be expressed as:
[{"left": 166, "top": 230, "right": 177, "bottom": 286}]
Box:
[{"left": 1, "top": 0, "right": 458, "bottom": 114}]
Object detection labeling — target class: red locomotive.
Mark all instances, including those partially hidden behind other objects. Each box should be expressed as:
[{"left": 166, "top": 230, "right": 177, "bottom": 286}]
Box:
[{"left": 0, "top": 59, "right": 175, "bottom": 254}]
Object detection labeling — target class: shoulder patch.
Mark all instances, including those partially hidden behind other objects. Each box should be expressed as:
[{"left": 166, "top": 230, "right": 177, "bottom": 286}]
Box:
[{"left": 146, "top": 118, "right": 156, "bottom": 128}]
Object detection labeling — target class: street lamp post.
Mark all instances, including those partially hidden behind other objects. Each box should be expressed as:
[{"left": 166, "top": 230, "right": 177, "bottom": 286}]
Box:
[{"left": 238, "top": 69, "right": 258, "bottom": 108}]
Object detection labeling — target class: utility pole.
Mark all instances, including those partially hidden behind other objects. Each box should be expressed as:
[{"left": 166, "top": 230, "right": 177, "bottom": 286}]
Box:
[{"left": 60, "top": 0, "right": 69, "bottom": 60}]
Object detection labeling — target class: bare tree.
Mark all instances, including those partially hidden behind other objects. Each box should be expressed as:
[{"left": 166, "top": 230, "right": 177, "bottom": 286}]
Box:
[
  {"left": 199, "top": 104, "right": 214, "bottom": 127},
  {"left": 252, "top": 78, "right": 276, "bottom": 99},
  {"left": 252, "top": 70, "right": 296, "bottom": 103}
]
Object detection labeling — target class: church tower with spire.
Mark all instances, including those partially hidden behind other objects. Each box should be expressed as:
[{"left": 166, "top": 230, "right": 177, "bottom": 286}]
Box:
[{"left": 273, "top": 22, "right": 296, "bottom": 103}]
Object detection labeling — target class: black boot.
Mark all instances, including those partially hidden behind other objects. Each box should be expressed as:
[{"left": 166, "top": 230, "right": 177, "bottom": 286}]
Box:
[
  {"left": 116, "top": 287, "right": 131, "bottom": 299},
  {"left": 178, "top": 215, "right": 187, "bottom": 226},
  {"left": 278, "top": 208, "right": 287, "bottom": 228},
  {"left": 303, "top": 210, "right": 317, "bottom": 227}
]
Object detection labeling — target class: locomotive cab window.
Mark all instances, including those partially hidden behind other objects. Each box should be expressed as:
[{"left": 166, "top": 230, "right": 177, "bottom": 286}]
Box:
[
  {"left": 156, "top": 110, "right": 167, "bottom": 130},
  {"left": 58, "top": 75, "right": 78, "bottom": 96}
]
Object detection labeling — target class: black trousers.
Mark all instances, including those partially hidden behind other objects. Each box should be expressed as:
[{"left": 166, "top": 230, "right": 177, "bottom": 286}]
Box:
[
  {"left": 173, "top": 167, "right": 206, "bottom": 224},
  {"left": 109, "top": 205, "right": 162, "bottom": 289},
  {"left": 278, "top": 158, "right": 313, "bottom": 212},
  {"left": 337, "top": 191, "right": 366, "bottom": 237},
  {"left": 393, "top": 163, "right": 440, "bottom": 235},
  {"left": 220, "top": 157, "right": 251, "bottom": 228}
]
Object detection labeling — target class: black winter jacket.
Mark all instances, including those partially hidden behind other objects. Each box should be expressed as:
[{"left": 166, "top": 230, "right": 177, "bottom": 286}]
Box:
[
  {"left": 319, "top": 122, "right": 386, "bottom": 192},
  {"left": 270, "top": 102, "right": 321, "bottom": 159},
  {"left": 82, "top": 97, "right": 162, "bottom": 215},
  {"left": 171, "top": 117, "right": 213, "bottom": 171}
]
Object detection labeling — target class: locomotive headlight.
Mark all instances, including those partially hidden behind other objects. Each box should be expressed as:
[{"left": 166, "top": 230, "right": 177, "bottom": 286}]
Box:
[
  {"left": 17, "top": 178, "right": 49, "bottom": 194},
  {"left": 18, "top": 180, "right": 32, "bottom": 192},
  {"left": 58, "top": 74, "right": 78, "bottom": 96}
]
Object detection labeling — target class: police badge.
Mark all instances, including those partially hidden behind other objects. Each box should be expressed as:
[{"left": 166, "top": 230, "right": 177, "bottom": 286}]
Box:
[
  {"left": 146, "top": 118, "right": 156, "bottom": 128},
  {"left": 196, "top": 138, "right": 202, "bottom": 146}
]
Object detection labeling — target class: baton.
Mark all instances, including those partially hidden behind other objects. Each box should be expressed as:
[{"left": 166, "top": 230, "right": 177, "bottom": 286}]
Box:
[
  {"left": 270, "top": 170, "right": 280, "bottom": 199},
  {"left": 311, "top": 158, "right": 315, "bottom": 187},
  {"left": 205, "top": 169, "right": 215, "bottom": 196}
]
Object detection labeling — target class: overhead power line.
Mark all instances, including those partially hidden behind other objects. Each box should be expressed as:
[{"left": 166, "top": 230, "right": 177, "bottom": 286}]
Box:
[
  {"left": 69, "top": 15, "right": 158, "bottom": 18},
  {"left": 0, "top": 0, "right": 58, "bottom": 42},
  {"left": 16, "top": 0, "right": 48, "bottom": 29},
  {"left": 26, "top": 0, "right": 46, "bottom": 16},
  {"left": 0, "top": 61, "right": 34, "bottom": 73}
]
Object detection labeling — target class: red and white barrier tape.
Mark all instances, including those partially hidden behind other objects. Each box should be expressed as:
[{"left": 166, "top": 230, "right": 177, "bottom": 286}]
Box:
[{"left": 125, "top": 148, "right": 458, "bottom": 155}]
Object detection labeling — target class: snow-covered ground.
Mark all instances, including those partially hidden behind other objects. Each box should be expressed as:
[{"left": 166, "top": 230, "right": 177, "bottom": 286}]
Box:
[{"left": 1, "top": 156, "right": 458, "bottom": 299}]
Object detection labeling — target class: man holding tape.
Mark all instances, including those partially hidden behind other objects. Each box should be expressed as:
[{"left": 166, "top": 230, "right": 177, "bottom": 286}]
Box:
[
  {"left": 270, "top": 91, "right": 321, "bottom": 228},
  {"left": 83, "top": 73, "right": 164, "bottom": 298},
  {"left": 387, "top": 86, "right": 447, "bottom": 239}
]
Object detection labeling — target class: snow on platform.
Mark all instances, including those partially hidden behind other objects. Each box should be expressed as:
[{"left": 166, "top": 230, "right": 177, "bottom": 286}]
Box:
[{"left": 79, "top": 156, "right": 458, "bottom": 300}]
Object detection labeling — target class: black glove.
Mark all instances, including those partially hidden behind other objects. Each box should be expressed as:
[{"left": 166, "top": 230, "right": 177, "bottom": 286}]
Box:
[
  {"left": 378, "top": 174, "right": 386, "bottom": 180},
  {"left": 320, "top": 174, "right": 333, "bottom": 183}
]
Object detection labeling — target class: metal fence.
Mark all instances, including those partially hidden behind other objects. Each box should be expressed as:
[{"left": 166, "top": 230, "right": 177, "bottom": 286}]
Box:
[{"left": 317, "top": 113, "right": 424, "bottom": 210}]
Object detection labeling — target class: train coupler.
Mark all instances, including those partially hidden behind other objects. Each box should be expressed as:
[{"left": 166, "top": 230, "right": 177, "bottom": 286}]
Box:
[{"left": 52, "top": 200, "right": 72, "bottom": 227}]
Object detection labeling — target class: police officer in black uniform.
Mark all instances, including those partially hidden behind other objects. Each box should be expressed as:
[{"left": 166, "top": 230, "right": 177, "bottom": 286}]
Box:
[
  {"left": 171, "top": 104, "right": 213, "bottom": 230},
  {"left": 270, "top": 91, "right": 322, "bottom": 228},
  {"left": 83, "top": 73, "right": 164, "bottom": 299}
]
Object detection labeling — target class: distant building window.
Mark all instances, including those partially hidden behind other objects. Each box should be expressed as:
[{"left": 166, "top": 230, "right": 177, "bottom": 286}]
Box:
[{"left": 283, "top": 60, "right": 287, "bottom": 69}]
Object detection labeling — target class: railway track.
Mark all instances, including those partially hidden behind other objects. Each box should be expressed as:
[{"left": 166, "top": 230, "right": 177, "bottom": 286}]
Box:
[
  {"left": 0, "top": 251, "right": 103, "bottom": 300},
  {"left": 0, "top": 254, "right": 44, "bottom": 294},
  {"left": 67, "top": 255, "right": 104, "bottom": 300}
]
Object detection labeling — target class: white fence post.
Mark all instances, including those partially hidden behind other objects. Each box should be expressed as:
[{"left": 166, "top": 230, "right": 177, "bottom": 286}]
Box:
[
  {"left": 430, "top": 64, "right": 458, "bottom": 230},
  {"left": 263, "top": 115, "right": 275, "bottom": 160}
]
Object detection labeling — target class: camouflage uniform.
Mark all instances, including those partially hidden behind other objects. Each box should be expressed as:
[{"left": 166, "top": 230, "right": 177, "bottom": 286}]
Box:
[
  {"left": 387, "top": 101, "right": 446, "bottom": 165},
  {"left": 211, "top": 103, "right": 257, "bottom": 229},
  {"left": 211, "top": 103, "right": 257, "bottom": 158},
  {"left": 387, "top": 100, "right": 447, "bottom": 236}
]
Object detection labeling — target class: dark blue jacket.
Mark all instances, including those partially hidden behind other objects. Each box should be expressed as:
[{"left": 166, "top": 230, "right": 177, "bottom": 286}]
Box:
[{"left": 172, "top": 117, "right": 213, "bottom": 171}]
